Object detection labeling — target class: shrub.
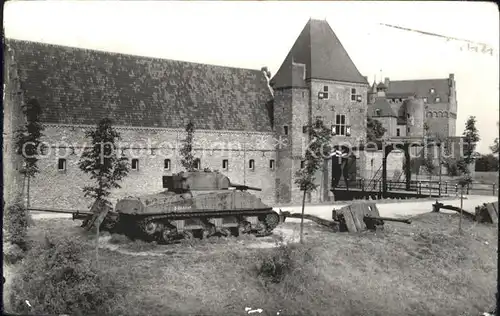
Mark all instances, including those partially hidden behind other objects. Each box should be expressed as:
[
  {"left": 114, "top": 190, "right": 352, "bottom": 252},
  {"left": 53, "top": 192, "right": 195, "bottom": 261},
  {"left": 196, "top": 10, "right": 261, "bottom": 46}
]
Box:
[
  {"left": 9, "top": 233, "right": 121, "bottom": 316},
  {"left": 3, "top": 242, "right": 25, "bottom": 265},
  {"left": 256, "top": 242, "right": 315, "bottom": 284},
  {"left": 4, "top": 202, "right": 30, "bottom": 251}
]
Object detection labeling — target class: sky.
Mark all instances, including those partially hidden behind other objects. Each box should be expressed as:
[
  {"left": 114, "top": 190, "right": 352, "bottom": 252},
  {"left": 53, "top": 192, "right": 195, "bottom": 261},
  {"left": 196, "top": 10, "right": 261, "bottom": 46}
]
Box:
[{"left": 4, "top": 1, "right": 499, "bottom": 153}]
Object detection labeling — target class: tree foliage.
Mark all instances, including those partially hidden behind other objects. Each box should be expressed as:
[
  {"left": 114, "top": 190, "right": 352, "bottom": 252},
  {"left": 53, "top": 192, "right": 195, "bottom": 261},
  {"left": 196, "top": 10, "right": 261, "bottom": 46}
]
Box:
[
  {"left": 294, "top": 119, "right": 333, "bottom": 193},
  {"left": 14, "top": 98, "right": 45, "bottom": 178},
  {"left": 366, "top": 116, "right": 386, "bottom": 143},
  {"left": 78, "top": 118, "right": 129, "bottom": 203},
  {"left": 475, "top": 154, "right": 499, "bottom": 172},
  {"left": 180, "top": 121, "right": 199, "bottom": 171}
]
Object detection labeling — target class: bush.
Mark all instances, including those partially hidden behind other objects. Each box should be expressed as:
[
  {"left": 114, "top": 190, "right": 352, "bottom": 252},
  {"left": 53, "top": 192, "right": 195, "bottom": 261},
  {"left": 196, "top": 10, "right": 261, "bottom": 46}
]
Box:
[
  {"left": 9, "top": 233, "right": 121, "bottom": 315},
  {"left": 3, "top": 242, "right": 25, "bottom": 265},
  {"left": 4, "top": 202, "right": 30, "bottom": 250},
  {"left": 256, "top": 242, "right": 315, "bottom": 284}
]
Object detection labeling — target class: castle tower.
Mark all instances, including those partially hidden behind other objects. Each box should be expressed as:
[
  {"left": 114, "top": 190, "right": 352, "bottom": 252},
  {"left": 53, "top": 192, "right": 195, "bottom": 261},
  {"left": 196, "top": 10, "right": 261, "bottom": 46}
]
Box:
[
  {"left": 404, "top": 97, "right": 425, "bottom": 138},
  {"left": 368, "top": 81, "right": 377, "bottom": 105},
  {"left": 270, "top": 18, "right": 369, "bottom": 204}
]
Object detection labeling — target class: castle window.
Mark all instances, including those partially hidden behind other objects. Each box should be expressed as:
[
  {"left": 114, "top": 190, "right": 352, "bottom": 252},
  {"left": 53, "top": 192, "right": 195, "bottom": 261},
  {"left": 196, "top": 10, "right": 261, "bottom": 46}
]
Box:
[
  {"left": 194, "top": 158, "right": 201, "bottom": 170},
  {"left": 436, "top": 97, "right": 441, "bottom": 102},
  {"left": 300, "top": 160, "right": 305, "bottom": 169},
  {"left": 397, "top": 128, "right": 400, "bottom": 136},
  {"left": 283, "top": 125, "right": 288, "bottom": 135},
  {"left": 407, "top": 113, "right": 410, "bottom": 119},
  {"left": 430, "top": 88, "right": 435, "bottom": 94},
  {"left": 131, "top": 159, "right": 139, "bottom": 171},
  {"left": 332, "top": 114, "right": 347, "bottom": 136},
  {"left": 407, "top": 127, "right": 410, "bottom": 133},
  {"left": 58, "top": 159, "right": 66, "bottom": 171},
  {"left": 164, "top": 159, "right": 171, "bottom": 170},
  {"left": 375, "top": 109, "right": 381, "bottom": 116},
  {"left": 249, "top": 159, "right": 255, "bottom": 171},
  {"left": 302, "top": 91, "right": 305, "bottom": 98},
  {"left": 302, "top": 125, "right": 307, "bottom": 133},
  {"left": 351, "top": 88, "right": 357, "bottom": 101},
  {"left": 269, "top": 159, "right": 275, "bottom": 170},
  {"left": 321, "top": 86, "right": 329, "bottom": 99},
  {"left": 222, "top": 159, "right": 229, "bottom": 170}
]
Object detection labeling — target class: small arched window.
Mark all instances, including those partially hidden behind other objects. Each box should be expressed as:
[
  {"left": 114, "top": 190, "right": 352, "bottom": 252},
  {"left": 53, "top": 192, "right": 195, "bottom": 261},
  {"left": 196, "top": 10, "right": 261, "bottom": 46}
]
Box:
[{"left": 164, "top": 159, "right": 171, "bottom": 170}]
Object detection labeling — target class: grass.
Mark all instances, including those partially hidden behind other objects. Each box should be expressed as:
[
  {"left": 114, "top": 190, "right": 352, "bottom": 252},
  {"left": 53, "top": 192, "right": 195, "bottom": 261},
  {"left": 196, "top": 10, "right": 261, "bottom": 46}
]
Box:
[{"left": 3, "top": 213, "right": 498, "bottom": 316}]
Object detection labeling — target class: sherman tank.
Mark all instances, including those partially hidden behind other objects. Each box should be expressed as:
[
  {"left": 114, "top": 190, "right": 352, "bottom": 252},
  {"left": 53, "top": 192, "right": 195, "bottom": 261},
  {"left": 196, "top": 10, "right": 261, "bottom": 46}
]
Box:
[{"left": 92, "top": 170, "right": 281, "bottom": 243}]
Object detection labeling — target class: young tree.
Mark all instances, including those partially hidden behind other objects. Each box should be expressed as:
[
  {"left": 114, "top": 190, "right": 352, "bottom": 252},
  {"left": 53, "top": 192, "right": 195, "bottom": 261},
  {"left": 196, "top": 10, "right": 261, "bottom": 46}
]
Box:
[
  {"left": 366, "top": 116, "right": 387, "bottom": 143},
  {"left": 14, "top": 98, "right": 45, "bottom": 207},
  {"left": 78, "top": 118, "right": 129, "bottom": 205},
  {"left": 179, "top": 121, "right": 199, "bottom": 171},
  {"left": 457, "top": 116, "right": 480, "bottom": 233},
  {"left": 491, "top": 121, "right": 499, "bottom": 154},
  {"left": 295, "top": 119, "right": 332, "bottom": 244}
]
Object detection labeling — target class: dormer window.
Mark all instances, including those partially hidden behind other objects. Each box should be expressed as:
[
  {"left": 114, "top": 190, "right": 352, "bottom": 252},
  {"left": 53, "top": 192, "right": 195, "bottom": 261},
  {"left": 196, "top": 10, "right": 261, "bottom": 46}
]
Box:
[
  {"left": 283, "top": 125, "right": 288, "bottom": 135},
  {"left": 375, "top": 109, "right": 381, "bottom": 116},
  {"left": 430, "top": 88, "right": 435, "bottom": 94},
  {"left": 423, "top": 97, "right": 428, "bottom": 103},
  {"left": 435, "top": 97, "right": 441, "bottom": 102}
]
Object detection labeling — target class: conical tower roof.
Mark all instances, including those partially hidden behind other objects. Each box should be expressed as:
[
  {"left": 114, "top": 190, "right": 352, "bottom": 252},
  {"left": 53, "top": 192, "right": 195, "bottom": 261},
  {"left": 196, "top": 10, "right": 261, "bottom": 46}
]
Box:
[{"left": 270, "top": 19, "right": 368, "bottom": 89}]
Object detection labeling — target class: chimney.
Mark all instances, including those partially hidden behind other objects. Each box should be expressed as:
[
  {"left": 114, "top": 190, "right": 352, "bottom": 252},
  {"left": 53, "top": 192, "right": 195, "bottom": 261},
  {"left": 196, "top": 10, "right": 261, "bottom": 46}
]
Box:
[{"left": 449, "top": 73, "right": 455, "bottom": 87}]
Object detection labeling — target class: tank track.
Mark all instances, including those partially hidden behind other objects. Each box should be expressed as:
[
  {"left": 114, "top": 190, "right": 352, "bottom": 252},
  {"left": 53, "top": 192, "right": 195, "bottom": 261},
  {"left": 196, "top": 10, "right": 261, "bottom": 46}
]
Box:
[{"left": 110, "top": 208, "right": 281, "bottom": 244}]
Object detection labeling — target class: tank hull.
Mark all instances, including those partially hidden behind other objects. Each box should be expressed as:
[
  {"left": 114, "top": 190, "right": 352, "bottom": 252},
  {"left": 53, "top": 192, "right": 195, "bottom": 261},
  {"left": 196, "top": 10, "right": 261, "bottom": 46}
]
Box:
[{"left": 100, "top": 190, "right": 280, "bottom": 244}]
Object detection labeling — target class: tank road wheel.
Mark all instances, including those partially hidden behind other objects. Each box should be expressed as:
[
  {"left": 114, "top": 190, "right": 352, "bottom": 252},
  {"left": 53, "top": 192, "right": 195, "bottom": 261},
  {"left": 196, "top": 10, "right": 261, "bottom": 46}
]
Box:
[
  {"left": 182, "top": 230, "right": 194, "bottom": 240},
  {"left": 238, "top": 221, "right": 252, "bottom": 236},
  {"left": 143, "top": 221, "right": 158, "bottom": 236},
  {"left": 160, "top": 226, "right": 178, "bottom": 244},
  {"left": 264, "top": 212, "right": 280, "bottom": 231}
]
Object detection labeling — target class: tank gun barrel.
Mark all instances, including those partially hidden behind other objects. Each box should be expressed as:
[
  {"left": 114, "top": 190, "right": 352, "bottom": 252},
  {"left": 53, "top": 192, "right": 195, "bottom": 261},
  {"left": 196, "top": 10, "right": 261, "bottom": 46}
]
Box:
[
  {"left": 28, "top": 207, "right": 94, "bottom": 221},
  {"left": 229, "top": 183, "right": 262, "bottom": 191}
]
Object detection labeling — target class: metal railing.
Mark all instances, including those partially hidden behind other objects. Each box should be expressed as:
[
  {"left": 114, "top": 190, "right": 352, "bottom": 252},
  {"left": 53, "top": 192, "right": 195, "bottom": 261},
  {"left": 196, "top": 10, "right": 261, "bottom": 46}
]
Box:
[{"left": 335, "top": 178, "right": 498, "bottom": 197}]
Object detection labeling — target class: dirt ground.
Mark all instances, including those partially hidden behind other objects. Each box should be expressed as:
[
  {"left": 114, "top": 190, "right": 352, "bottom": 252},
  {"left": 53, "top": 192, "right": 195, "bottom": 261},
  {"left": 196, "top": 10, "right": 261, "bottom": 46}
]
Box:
[{"left": 5, "top": 197, "right": 499, "bottom": 316}]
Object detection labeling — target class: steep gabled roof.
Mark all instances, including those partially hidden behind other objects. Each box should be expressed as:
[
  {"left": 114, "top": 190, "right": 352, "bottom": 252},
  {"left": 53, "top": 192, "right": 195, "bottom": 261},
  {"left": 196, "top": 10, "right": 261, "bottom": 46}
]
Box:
[
  {"left": 387, "top": 78, "right": 450, "bottom": 103},
  {"left": 7, "top": 39, "right": 274, "bottom": 132},
  {"left": 369, "top": 97, "right": 397, "bottom": 118},
  {"left": 270, "top": 19, "right": 368, "bottom": 89}
]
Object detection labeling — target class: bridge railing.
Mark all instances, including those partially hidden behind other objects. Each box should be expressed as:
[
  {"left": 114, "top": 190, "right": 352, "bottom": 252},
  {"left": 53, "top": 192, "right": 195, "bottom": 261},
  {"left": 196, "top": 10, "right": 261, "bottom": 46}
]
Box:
[{"left": 335, "top": 179, "right": 497, "bottom": 197}]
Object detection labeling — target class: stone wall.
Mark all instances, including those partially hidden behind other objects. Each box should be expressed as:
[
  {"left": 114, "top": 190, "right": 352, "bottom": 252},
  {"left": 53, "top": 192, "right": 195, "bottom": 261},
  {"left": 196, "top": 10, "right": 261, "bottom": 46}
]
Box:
[{"left": 29, "top": 124, "right": 277, "bottom": 209}]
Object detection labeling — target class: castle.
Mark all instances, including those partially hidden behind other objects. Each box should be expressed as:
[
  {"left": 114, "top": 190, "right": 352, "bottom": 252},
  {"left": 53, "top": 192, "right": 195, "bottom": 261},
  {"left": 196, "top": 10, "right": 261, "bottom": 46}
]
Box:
[{"left": 3, "top": 19, "right": 459, "bottom": 209}]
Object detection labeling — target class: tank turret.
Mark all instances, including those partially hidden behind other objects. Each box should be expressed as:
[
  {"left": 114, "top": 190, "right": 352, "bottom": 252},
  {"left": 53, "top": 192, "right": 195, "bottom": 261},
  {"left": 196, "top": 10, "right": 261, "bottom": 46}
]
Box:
[{"left": 162, "top": 170, "right": 261, "bottom": 193}]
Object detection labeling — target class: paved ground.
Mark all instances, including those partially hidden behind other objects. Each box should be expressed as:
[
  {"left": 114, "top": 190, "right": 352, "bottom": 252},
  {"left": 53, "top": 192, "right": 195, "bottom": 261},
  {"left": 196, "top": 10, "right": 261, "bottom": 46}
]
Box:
[
  {"left": 29, "top": 195, "right": 498, "bottom": 222},
  {"left": 273, "top": 195, "right": 499, "bottom": 223}
]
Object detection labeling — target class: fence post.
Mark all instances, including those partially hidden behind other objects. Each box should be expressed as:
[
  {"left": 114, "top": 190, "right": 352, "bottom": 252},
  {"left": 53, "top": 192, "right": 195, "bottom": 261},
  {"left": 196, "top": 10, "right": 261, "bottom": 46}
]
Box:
[
  {"left": 455, "top": 184, "right": 458, "bottom": 196},
  {"left": 493, "top": 183, "right": 496, "bottom": 196},
  {"left": 438, "top": 181, "right": 441, "bottom": 197},
  {"left": 466, "top": 183, "right": 470, "bottom": 195},
  {"left": 445, "top": 181, "right": 448, "bottom": 194},
  {"left": 418, "top": 182, "right": 422, "bottom": 195}
]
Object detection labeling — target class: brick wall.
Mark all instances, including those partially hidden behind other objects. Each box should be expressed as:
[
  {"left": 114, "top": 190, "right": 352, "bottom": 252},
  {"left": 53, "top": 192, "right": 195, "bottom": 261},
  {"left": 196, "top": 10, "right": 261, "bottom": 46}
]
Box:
[{"left": 29, "top": 124, "right": 277, "bottom": 210}]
